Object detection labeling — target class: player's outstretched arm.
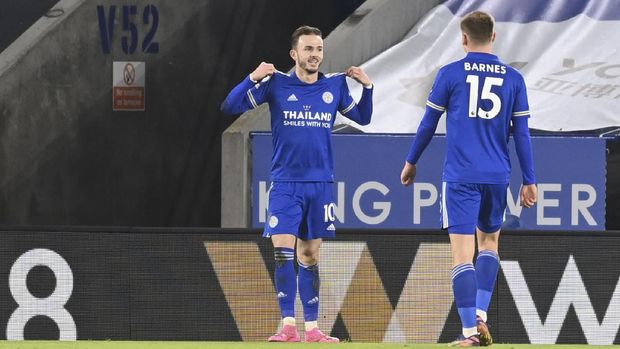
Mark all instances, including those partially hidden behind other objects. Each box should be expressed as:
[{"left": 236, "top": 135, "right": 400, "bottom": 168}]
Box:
[
  {"left": 401, "top": 162, "right": 417, "bottom": 186},
  {"left": 220, "top": 62, "right": 275, "bottom": 115}
]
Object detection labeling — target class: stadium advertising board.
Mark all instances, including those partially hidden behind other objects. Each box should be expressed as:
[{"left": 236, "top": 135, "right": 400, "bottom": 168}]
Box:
[
  {"left": 252, "top": 134, "right": 606, "bottom": 231},
  {"left": 0, "top": 229, "right": 618, "bottom": 344}
]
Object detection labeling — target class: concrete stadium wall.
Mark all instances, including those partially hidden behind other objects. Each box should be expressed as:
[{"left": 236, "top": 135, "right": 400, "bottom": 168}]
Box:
[
  {"left": 0, "top": 0, "right": 229, "bottom": 225},
  {"left": 0, "top": 0, "right": 356, "bottom": 226}
]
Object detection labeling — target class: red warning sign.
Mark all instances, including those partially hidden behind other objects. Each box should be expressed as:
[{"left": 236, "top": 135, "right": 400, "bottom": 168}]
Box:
[{"left": 113, "top": 62, "right": 145, "bottom": 111}]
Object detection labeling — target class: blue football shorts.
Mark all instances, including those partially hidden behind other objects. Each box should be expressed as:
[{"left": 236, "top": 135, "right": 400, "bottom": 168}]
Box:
[
  {"left": 263, "top": 182, "right": 337, "bottom": 240},
  {"left": 441, "top": 182, "right": 508, "bottom": 235}
]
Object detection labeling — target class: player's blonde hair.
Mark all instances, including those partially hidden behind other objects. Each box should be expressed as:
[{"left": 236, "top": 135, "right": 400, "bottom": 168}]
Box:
[{"left": 460, "top": 11, "right": 495, "bottom": 45}]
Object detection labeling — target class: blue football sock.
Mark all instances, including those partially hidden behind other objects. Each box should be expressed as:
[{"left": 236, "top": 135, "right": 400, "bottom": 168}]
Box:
[
  {"left": 476, "top": 250, "right": 500, "bottom": 314},
  {"left": 298, "top": 260, "right": 320, "bottom": 322},
  {"left": 452, "top": 263, "right": 477, "bottom": 330},
  {"left": 274, "top": 247, "right": 296, "bottom": 318}
]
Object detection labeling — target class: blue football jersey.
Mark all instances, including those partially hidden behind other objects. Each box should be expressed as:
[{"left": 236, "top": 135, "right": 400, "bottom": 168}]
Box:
[
  {"left": 427, "top": 52, "right": 530, "bottom": 184},
  {"left": 248, "top": 71, "right": 359, "bottom": 182}
]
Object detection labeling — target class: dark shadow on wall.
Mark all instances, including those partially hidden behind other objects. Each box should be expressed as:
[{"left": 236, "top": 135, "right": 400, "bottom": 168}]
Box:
[{"left": 0, "top": 0, "right": 60, "bottom": 53}]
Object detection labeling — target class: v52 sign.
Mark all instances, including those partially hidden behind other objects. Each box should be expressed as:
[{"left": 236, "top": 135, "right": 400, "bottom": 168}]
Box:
[{"left": 97, "top": 5, "right": 160, "bottom": 54}]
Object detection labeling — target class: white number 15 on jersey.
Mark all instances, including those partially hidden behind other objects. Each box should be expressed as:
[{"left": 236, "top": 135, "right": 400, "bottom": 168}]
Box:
[{"left": 466, "top": 75, "right": 504, "bottom": 119}]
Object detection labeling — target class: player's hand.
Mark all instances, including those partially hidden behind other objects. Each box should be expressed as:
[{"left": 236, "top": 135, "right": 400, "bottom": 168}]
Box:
[
  {"left": 250, "top": 62, "right": 276, "bottom": 82},
  {"left": 346, "top": 66, "right": 372, "bottom": 87},
  {"left": 400, "top": 162, "right": 417, "bottom": 186},
  {"left": 520, "top": 184, "right": 537, "bottom": 208}
]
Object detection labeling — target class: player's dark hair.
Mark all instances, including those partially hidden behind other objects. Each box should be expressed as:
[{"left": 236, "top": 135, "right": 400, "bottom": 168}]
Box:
[
  {"left": 291, "top": 25, "right": 322, "bottom": 49},
  {"left": 460, "top": 11, "right": 495, "bottom": 45}
]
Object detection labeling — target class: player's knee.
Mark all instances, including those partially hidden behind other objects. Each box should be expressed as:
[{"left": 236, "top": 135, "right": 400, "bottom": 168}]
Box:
[
  {"left": 299, "top": 256, "right": 318, "bottom": 266},
  {"left": 297, "top": 250, "right": 318, "bottom": 266}
]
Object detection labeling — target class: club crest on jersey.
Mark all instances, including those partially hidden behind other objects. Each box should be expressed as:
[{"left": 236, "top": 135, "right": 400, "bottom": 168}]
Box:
[
  {"left": 322, "top": 91, "right": 334, "bottom": 104},
  {"left": 269, "top": 215, "right": 279, "bottom": 228}
]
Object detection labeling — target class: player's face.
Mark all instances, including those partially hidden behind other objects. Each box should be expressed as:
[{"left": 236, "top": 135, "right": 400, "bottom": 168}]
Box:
[{"left": 292, "top": 34, "right": 323, "bottom": 74}]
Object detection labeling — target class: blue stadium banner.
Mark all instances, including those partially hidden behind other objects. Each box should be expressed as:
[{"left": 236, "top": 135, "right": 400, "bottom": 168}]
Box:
[{"left": 251, "top": 134, "right": 606, "bottom": 231}]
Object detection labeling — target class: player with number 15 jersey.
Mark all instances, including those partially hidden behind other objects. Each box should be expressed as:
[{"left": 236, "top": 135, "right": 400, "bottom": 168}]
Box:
[
  {"left": 426, "top": 52, "right": 532, "bottom": 184},
  {"left": 401, "top": 11, "right": 536, "bottom": 346}
]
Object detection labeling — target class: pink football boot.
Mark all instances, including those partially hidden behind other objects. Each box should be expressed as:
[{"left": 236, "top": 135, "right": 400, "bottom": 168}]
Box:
[
  {"left": 304, "top": 328, "right": 340, "bottom": 343},
  {"left": 267, "top": 324, "right": 300, "bottom": 342}
]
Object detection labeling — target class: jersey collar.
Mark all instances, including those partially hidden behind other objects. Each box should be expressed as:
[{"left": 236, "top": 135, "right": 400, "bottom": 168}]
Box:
[
  {"left": 465, "top": 52, "right": 499, "bottom": 61},
  {"left": 291, "top": 70, "right": 325, "bottom": 84}
]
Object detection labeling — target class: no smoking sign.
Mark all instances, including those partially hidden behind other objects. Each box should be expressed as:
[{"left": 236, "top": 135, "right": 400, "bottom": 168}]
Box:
[{"left": 113, "top": 61, "right": 145, "bottom": 111}]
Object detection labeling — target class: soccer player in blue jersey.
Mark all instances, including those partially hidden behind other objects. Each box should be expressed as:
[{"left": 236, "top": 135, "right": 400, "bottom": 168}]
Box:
[
  {"left": 400, "top": 11, "right": 537, "bottom": 347},
  {"left": 221, "top": 25, "right": 373, "bottom": 343}
]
